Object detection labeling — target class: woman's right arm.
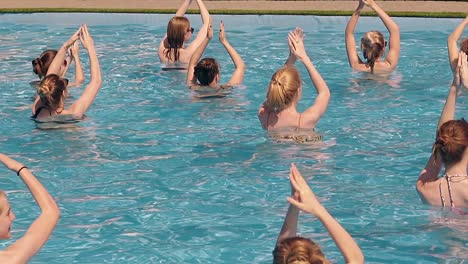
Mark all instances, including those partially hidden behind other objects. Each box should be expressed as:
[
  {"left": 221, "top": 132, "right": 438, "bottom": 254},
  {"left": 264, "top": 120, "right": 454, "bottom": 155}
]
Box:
[
  {"left": 185, "top": 0, "right": 211, "bottom": 55},
  {"left": 187, "top": 19, "right": 213, "bottom": 86},
  {"left": 288, "top": 164, "right": 364, "bottom": 264},
  {"left": 46, "top": 27, "right": 81, "bottom": 76},
  {"left": 69, "top": 25, "right": 102, "bottom": 118},
  {"left": 0, "top": 153, "right": 60, "bottom": 264},
  {"left": 365, "top": 0, "right": 400, "bottom": 69},
  {"left": 417, "top": 53, "right": 463, "bottom": 191},
  {"left": 448, "top": 16, "right": 468, "bottom": 72},
  {"left": 66, "top": 41, "right": 85, "bottom": 88},
  {"left": 288, "top": 30, "right": 330, "bottom": 127},
  {"left": 345, "top": 0, "right": 365, "bottom": 70}
]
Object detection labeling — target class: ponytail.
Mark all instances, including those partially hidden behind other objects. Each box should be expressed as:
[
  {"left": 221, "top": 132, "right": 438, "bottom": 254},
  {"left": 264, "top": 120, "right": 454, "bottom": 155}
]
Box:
[{"left": 265, "top": 65, "right": 301, "bottom": 113}]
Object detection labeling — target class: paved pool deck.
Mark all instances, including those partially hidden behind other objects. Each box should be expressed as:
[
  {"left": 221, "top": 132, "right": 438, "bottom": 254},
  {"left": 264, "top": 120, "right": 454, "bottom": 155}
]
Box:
[{"left": 0, "top": 0, "right": 467, "bottom": 15}]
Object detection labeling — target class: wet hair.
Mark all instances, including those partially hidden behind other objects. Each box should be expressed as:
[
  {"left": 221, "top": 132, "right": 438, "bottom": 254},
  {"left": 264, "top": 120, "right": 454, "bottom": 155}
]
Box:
[
  {"left": 32, "top": 50, "right": 58, "bottom": 79},
  {"left": 273, "top": 237, "right": 329, "bottom": 264},
  {"left": 37, "top": 74, "right": 68, "bottom": 112},
  {"left": 461, "top": 38, "right": 468, "bottom": 58},
  {"left": 433, "top": 119, "right": 468, "bottom": 166},
  {"left": 194, "top": 58, "right": 219, "bottom": 86},
  {"left": 265, "top": 65, "right": 301, "bottom": 113},
  {"left": 361, "top": 31, "right": 385, "bottom": 73},
  {"left": 164, "top": 16, "right": 190, "bottom": 62}
]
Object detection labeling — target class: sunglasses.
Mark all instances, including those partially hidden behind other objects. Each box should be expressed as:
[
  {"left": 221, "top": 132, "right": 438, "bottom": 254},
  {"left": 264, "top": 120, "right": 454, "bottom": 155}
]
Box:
[
  {"left": 187, "top": 27, "right": 194, "bottom": 34},
  {"left": 63, "top": 78, "right": 69, "bottom": 86}
]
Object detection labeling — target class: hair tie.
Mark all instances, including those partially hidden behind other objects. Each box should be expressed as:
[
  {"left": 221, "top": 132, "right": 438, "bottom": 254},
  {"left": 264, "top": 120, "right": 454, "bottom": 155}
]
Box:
[{"left": 17, "top": 166, "right": 28, "bottom": 176}]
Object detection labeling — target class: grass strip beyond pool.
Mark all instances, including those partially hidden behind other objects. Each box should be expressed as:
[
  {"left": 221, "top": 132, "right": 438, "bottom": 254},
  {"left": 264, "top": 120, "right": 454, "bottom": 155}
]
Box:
[{"left": 0, "top": 8, "right": 466, "bottom": 18}]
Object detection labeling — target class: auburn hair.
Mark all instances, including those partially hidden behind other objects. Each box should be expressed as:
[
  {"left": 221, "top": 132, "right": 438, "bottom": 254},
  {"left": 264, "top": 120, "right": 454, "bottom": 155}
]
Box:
[
  {"left": 194, "top": 58, "right": 219, "bottom": 86},
  {"left": 265, "top": 65, "right": 301, "bottom": 113},
  {"left": 460, "top": 38, "right": 468, "bottom": 58},
  {"left": 164, "top": 16, "right": 190, "bottom": 62},
  {"left": 361, "top": 31, "right": 385, "bottom": 73},
  {"left": 273, "top": 237, "right": 329, "bottom": 264},
  {"left": 37, "top": 74, "right": 67, "bottom": 112},
  {"left": 433, "top": 119, "right": 468, "bottom": 166},
  {"left": 32, "top": 50, "right": 58, "bottom": 79}
]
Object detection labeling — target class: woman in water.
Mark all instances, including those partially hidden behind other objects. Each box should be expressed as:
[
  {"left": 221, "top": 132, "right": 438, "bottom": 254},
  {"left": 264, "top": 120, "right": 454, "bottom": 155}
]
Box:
[
  {"left": 416, "top": 51, "right": 468, "bottom": 212},
  {"left": 0, "top": 153, "right": 60, "bottom": 263},
  {"left": 32, "top": 39, "right": 84, "bottom": 88},
  {"left": 258, "top": 28, "right": 330, "bottom": 136},
  {"left": 345, "top": 0, "right": 400, "bottom": 74},
  {"left": 158, "top": 0, "right": 210, "bottom": 68},
  {"left": 274, "top": 163, "right": 364, "bottom": 264},
  {"left": 448, "top": 16, "right": 468, "bottom": 87},
  {"left": 186, "top": 20, "right": 245, "bottom": 92},
  {"left": 32, "top": 24, "right": 102, "bottom": 120}
]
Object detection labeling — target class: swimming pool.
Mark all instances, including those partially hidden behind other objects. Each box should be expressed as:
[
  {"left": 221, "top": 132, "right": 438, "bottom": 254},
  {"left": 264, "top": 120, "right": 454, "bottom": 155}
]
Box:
[{"left": 0, "top": 13, "right": 466, "bottom": 263}]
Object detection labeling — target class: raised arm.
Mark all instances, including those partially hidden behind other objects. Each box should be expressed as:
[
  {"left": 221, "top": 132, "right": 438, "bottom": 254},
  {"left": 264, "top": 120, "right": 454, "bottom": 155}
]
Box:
[
  {"left": 287, "top": 164, "right": 364, "bottom": 264},
  {"left": 69, "top": 25, "right": 102, "bottom": 118},
  {"left": 288, "top": 30, "right": 330, "bottom": 127},
  {"left": 0, "top": 153, "right": 60, "bottom": 264},
  {"left": 187, "top": 19, "right": 213, "bottom": 86},
  {"left": 219, "top": 21, "right": 245, "bottom": 86},
  {"left": 345, "top": 1, "right": 365, "bottom": 69},
  {"left": 448, "top": 16, "right": 468, "bottom": 72},
  {"left": 417, "top": 53, "right": 463, "bottom": 188},
  {"left": 275, "top": 165, "right": 300, "bottom": 246},
  {"left": 46, "top": 27, "right": 81, "bottom": 76},
  {"left": 175, "top": 0, "right": 192, "bottom": 17},
  {"left": 184, "top": 0, "right": 211, "bottom": 56},
  {"left": 66, "top": 41, "right": 85, "bottom": 88},
  {"left": 365, "top": 0, "right": 400, "bottom": 68}
]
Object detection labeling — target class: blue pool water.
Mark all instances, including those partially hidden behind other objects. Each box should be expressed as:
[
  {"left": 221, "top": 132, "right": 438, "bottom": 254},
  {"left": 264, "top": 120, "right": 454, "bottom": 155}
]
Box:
[{"left": 0, "top": 13, "right": 467, "bottom": 263}]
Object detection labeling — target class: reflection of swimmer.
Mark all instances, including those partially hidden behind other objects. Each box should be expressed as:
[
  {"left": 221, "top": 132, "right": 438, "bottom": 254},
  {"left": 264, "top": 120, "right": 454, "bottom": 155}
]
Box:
[
  {"left": 345, "top": 0, "right": 400, "bottom": 74},
  {"left": 349, "top": 71, "right": 402, "bottom": 90},
  {"left": 0, "top": 153, "right": 60, "bottom": 263},
  {"left": 417, "top": 56, "right": 468, "bottom": 213},
  {"left": 32, "top": 25, "right": 102, "bottom": 121},
  {"left": 448, "top": 16, "right": 468, "bottom": 88},
  {"left": 158, "top": 0, "right": 211, "bottom": 67},
  {"left": 186, "top": 19, "right": 245, "bottom": 97},
  {"left": 273, "top": 164, "right": 364, "bottom": 264},
  {"left": 258, "top": 28, "right": 330, "bottom": 136}
]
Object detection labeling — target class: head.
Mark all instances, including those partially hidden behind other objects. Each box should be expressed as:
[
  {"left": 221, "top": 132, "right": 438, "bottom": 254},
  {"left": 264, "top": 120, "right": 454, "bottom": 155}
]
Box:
[
  {"left": 433, "top": 119, "right": 468, "bottom": 167},
  {"left": 32, "top": 50, "right": 58, "bottom": 79},
  {"left": 273, "top": 237, "right": 329, "bottom": 264},
  {"left": 0, "top": 191, "right": 15, "bottom": 239},
  {"left": 460, "top": 38, "right": 468, "bottom": 58},
  {"left": 194, "top": 58, "right": 220, "bottom": 86},
  {"left": 265, "top": 65, "right": 302, "bottom": 113},
  {"left": 37, "top": 74, "right": 69, "bottom": 111},
  {"left": 361, "top": 31, "right": 386, "bottom": 73},
  {"left": 165, "top": 16, "right": 194, "bottom": 62}
]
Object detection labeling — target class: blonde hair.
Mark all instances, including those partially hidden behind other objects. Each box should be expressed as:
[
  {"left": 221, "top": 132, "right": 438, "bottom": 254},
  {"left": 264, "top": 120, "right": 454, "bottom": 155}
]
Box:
[
  {"left": 361, "top": 31, "right": 385, "bottom": 73},
  {"left": 37, "top": 74, "right": 67, "bottom": 112},
  {"left": 273, "top": 237, "right": 330, "bottom": 264},
  {"left": 165, "top": 16, "right": 190, "bottom": 62},
  {"left": 265, "top": 65, "right": 301, "bottom": 113}
]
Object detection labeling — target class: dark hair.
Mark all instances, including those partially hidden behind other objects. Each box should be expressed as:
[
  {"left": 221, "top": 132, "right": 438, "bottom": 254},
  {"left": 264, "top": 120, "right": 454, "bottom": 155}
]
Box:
[
  {"left": 273, "top": 237, "right": 329, "bottom": 264},
  {"left": 433, "top": 119, "right": 468, "bottom": 166},
  {"left": 361, "top": 31, "right": 385, "bottom": 73},
  {"left": 461, "top": 38, "right": 468, "bottom": 58},
  {"left": 32, "top": 50, "right": 58, "bottom": 79},
  {"left": 194, "top": 58, "right": 219, "bottom": 86},
  {"left": 164, "top": 16, "right": 190, "bottom": 62}
]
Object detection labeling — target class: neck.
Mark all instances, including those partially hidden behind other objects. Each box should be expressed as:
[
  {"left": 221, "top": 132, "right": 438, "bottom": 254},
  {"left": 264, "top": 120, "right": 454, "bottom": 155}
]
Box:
[{"left": 445, "top": 162, "right": 468, "bottom": 176}]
